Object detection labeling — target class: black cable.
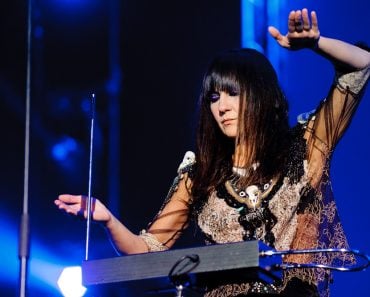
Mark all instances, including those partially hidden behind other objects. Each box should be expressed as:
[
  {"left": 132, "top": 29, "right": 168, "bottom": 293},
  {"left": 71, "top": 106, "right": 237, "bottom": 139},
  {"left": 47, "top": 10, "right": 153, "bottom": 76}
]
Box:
[{"left": 168, "top": 254, "right": 200, "bottom": 286}]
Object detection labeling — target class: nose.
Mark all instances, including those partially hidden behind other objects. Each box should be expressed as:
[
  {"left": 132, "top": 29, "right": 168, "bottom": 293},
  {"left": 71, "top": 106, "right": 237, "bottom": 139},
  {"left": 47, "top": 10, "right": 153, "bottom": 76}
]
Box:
[{"left": 217, "top": 92, "right": 231, "bottom": 114}]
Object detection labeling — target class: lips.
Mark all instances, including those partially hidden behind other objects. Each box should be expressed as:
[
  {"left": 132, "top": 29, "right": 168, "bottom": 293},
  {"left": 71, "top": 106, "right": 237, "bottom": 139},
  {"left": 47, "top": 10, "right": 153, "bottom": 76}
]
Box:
[{"left": 222, "top": 118, "right": 236, "bottom": 125}]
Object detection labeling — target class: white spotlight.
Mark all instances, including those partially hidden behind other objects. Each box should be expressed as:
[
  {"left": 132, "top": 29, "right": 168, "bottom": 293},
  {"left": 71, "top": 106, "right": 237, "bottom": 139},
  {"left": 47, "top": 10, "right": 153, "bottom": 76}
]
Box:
[{"left": 57, "top": 266, "right": 87, "bottom": 297}]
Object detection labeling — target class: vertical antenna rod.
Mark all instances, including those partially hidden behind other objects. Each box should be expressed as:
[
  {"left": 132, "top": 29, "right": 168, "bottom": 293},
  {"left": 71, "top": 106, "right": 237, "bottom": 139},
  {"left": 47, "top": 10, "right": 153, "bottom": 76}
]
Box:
[{"left": 85, "top": 94, "right": 96, "bottom": 261}]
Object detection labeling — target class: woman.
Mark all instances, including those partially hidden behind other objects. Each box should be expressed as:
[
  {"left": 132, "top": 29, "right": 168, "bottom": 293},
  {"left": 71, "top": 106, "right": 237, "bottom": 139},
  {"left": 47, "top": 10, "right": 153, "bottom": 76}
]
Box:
[{"left": 55, "top": 8, "right": 370, "bottom": 296}]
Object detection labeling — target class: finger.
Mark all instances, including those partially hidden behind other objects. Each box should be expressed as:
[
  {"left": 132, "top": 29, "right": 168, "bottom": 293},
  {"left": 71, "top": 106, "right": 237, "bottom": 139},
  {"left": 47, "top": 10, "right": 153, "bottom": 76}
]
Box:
[
  {"left": 58, "top": 194, "right": 83, "bottom": 204},
  {"left": 55, "top": 199, "right": 79, "bottom": 215},
  {"left": 54, "top": 199, "right": 63, "bottom": 207},
  {"left": 288, "top": 10, "right": 296, "bottom": 33},
  {"left": 268, "top": 26, "right": 281, "bottom": 39},
  {"left": 311, "top": 11, "right": 319, "bottom": 33},
  {"left": 294, "top": 10, "right": 303, "bottom": 32},
  {"left": 301, "top": 8, "right": 311, "bottom": 31},
  {"left": 268, "top": 26, "right": 291, "bottom": 48},
  {"left": 58, "top": 194, "right": 86, "bottom": 204}
]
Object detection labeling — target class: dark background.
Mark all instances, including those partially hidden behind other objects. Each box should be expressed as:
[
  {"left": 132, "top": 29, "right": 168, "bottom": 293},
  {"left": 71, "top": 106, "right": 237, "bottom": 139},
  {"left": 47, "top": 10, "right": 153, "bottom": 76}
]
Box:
[{"left": 0, "top": 0, "right": 369, "bottom": 296}]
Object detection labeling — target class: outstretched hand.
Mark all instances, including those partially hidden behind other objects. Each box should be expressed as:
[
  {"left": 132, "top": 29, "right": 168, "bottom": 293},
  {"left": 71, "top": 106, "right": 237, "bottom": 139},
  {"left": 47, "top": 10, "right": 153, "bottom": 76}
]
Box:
[
  {"left": 268, "top": 8, "right": 320, "bottom": 50},
  {"left": 55, "top": 194, "right": 112, "bottom": 224}
]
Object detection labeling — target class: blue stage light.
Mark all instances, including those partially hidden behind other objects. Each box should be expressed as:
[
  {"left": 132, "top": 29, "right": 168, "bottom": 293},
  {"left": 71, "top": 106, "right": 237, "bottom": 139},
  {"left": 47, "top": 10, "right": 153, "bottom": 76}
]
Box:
[
  {"left": 57, "top": 266, "right": 87, "bottom": 297},
  {"left": 29, "top": 239, "right": 86, "bottom": 294},
  {"left": 48, "top": 0, "right": 101, "bottom": 11},
  {"left": 80, "top": 97, "right": 92, "bottom": 114},
  {"left": 51, "top": 136, "right": 78, "bottom": 162},
  {"left": 0, "top": 212, "right": 18, "bottom": 282},
  {"left": 29, "top": 258, "right": 64, "bottom": 291},
  {"left": 0, "top": 211, "right": 77, "bottom": 294},
  {"left": 53, "top": 0, "right": 90, "bottom": 6}
]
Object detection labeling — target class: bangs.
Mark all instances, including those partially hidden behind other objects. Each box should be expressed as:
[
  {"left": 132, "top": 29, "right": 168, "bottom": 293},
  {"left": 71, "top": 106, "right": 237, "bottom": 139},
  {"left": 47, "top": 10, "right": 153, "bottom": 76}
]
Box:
[
  {"left": 203, "top": 70, "right": 241, "bottom": 96},
  {"left": 202, "top": 48, "right": 279, "bottom": 102}
]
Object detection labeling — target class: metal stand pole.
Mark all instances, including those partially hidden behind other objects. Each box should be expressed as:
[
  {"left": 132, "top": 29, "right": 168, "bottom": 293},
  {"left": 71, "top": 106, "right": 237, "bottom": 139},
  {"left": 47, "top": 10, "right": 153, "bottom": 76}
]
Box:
[{"left": 18, "top": 0, "right": 33, "bottom": 296}]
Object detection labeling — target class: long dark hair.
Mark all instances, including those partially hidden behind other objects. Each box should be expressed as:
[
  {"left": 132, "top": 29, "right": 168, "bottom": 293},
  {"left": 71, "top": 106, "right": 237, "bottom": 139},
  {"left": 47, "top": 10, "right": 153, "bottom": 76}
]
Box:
[{"left": 191, "top": 48, "right": 291, "bottom": 214}]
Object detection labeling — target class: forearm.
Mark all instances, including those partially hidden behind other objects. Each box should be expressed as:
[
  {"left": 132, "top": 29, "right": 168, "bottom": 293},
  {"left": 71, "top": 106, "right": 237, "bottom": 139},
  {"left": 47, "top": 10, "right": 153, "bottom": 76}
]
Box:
[
  {"left": 315, "top": 36, "right": 370, "bottom": 70},
  {"left": 105, "top": 215, "right": 148, "bottom": 255}
]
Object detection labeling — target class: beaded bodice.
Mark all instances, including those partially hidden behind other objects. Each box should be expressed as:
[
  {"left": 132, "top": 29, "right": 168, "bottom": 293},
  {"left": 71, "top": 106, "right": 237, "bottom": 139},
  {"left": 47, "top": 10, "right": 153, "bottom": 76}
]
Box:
[{"left": 197, "top": 163, "right": 310, "bottom": 249}]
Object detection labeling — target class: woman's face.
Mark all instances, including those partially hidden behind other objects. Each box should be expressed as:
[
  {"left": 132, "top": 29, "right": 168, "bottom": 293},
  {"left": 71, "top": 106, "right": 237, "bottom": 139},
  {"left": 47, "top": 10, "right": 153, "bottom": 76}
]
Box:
[{"left": 209, "top": 90, "right": 240, "bottom": 138}]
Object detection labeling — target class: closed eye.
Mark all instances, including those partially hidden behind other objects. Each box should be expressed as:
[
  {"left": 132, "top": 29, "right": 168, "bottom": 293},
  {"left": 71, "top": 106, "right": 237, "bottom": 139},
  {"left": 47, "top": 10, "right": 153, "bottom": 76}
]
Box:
[
  {"left": 207, "top": 90, "right": 239, "bottom": 103},
  {"left": 228, "top": 90, "right": 239, "bottom": 97},
  {"left": 208, "top": 91, "right": 220, "bottom": 103}
]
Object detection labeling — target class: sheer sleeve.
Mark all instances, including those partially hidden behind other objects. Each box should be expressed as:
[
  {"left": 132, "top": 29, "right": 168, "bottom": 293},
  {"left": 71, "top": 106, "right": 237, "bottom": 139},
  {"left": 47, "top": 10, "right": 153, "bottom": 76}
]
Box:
[
  {"left": 304, "top": 66, "right": 370, "bottom": 187},
  {"left": 138, "top": 152, "right": 195, "bottom": 251},
  {"left": 282, "top": 66, "right": 369, "bottom": 296}
]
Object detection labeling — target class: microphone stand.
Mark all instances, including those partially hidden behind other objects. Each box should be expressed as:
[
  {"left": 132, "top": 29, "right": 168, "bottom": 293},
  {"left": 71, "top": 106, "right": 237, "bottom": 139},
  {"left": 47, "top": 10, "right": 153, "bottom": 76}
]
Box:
[{"left": 18, "top": 0, "right": 33, "bottom": 296}]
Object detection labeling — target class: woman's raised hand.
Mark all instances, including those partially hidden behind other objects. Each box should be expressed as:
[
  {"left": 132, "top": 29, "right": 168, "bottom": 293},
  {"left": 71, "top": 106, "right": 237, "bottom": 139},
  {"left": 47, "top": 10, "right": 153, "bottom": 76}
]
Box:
[
  {"left": 268, "top": 8, "right": 320, "bottom": 50},
  {"left": 55, "top": 194, "right": 112, "bottom": 225}
]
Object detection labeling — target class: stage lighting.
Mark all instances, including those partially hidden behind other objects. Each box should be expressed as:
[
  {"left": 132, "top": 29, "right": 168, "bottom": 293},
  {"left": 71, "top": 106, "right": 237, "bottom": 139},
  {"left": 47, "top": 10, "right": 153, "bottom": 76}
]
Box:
[
  {"left": 0, "top": 213, "right": 18, "bottom": 282},
  {"left": 57, "top": 266, "right": 86, "bottom": 297},
  {"left": 51, "top": 136, "right": 78, "bottom": 162},
  {"left": 54, "top": 0, "right": 90, "bottom": 5}
]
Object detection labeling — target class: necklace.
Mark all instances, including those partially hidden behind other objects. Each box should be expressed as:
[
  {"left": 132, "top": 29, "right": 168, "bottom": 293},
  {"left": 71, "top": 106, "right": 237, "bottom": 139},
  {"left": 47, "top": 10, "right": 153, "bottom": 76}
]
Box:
[{"left": 225, "top": 177, "right": 276, "bottom": 210}]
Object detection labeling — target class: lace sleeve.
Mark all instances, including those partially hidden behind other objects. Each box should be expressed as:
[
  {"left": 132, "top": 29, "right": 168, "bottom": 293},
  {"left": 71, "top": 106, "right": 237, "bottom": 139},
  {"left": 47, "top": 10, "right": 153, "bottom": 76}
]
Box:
[
  {"left": 139, "top": 152, "right": 196, "bottom": 251},
  {"left": 303, "top": 66, "right": 369, "bottom": 186}
]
